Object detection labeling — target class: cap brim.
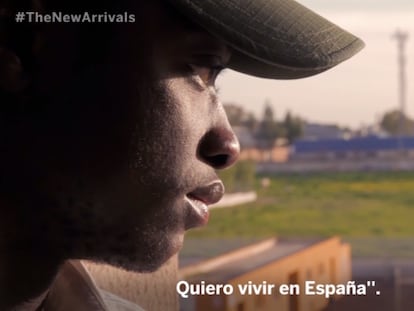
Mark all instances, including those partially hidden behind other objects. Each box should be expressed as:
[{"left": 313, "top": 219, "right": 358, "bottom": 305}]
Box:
[{"left": 167, "top": 0, "right": 365, "bottom": 79}]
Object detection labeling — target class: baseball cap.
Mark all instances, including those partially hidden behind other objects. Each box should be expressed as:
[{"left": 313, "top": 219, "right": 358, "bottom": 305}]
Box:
[{"left": 166, "top": 0, "right": 365, "bottom": 79}]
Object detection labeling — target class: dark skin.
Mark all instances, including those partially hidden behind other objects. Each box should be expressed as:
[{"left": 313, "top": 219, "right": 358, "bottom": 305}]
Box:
[{"left": 0, "top": 1, "right": 239, "bottom": 309}]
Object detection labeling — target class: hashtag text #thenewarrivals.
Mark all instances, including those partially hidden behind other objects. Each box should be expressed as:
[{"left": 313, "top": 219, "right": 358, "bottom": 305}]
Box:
[{"left": 15, "top": 11, "right": 136, "bottom": 23}]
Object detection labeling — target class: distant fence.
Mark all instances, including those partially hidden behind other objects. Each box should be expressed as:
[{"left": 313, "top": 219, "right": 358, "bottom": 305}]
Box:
[{"left": 211, "top": 191, "right": 257, "bottom": 209}]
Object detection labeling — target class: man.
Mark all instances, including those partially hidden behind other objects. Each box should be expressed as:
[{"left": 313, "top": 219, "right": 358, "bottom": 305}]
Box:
[{"left": 0, "top": 0, "right": 363, "bottom": 310}]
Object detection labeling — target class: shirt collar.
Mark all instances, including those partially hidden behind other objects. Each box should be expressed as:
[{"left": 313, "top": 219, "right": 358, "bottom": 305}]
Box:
[{"left": 40, "top": 260, "right": 109, "bottom": 311}]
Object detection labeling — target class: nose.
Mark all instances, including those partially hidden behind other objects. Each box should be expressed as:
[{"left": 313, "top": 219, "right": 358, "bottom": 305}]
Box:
[{"left": 198, "top": 127, "right": 240, "bottom": 170}]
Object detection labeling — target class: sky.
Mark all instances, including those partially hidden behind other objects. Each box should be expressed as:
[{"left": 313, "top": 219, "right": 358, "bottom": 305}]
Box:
[{"left": 216, "top": 0, "right": 414, "bottom": 129}]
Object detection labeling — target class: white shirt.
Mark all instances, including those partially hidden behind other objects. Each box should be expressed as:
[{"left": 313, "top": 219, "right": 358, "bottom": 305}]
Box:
[{"left": 39, "top": 260, "right": 144, "bottom": 311}]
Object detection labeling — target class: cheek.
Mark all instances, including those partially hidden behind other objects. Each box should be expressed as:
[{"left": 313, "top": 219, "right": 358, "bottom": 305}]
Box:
[{"left": 128, "top": 79, "right": 210, "bottom": 188}]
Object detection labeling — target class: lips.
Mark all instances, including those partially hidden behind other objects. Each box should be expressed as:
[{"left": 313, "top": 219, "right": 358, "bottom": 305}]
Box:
[{"left": 184, "top": 181, "right": 225, "bottom": 230}]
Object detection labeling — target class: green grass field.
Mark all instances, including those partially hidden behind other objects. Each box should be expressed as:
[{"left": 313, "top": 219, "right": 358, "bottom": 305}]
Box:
[{"left": 187, "top": 171, "right": 414, "bottom": 257}]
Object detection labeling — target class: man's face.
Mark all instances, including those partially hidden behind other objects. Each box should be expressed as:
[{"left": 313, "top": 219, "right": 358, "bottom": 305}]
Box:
[{"left": 8, "top": 2, "right": 239, "bottom": 272}]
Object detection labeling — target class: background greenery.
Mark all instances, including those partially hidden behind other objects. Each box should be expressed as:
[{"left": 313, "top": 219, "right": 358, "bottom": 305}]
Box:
[
  {"left": 188, "top": 171, "right": 414, "bottom": 257},
  {"left": 218, "top": 160, "right": 256, "bottom": 193}
]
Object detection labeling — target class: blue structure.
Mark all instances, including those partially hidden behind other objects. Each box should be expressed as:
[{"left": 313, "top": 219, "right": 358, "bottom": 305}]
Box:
[{"left": 293, "top": 136, "right": 414, "bottom": 156}]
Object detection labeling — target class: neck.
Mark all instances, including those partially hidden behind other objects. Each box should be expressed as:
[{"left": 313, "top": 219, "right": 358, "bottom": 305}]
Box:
[
  {"left": 7, "top": 292, "right": 49, "bottom": 311},
  {"left": 0, "top": 193, "right": 66, "bottom": 310},
  {"left": 0, "top": 245, "right": 62, "bottom": 310},
  {"left": 0, "top": 222, "right": 63, "bottom": 311}
]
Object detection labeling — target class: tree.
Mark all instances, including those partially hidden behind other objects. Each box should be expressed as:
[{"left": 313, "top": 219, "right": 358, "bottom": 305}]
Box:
[
  {"left": 380, "top": 109, "right": 414, "bottom": 136},
  {"left": 223, "top": 103, "right": 258, "bottom": 131},
  {"left": 283, "top": 111, "right": 303, "bottom": 143},
  {"left": 243, "top": 113, "right": 258, "bottom": 132},
  {"left": 256, "top": 101, "right": 281, "bottom": 148},
  {"left": 224, "top": 104, "right": 244, "bottom": 126}
]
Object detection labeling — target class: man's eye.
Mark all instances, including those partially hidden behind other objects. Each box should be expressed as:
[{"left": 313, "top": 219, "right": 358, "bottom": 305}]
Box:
[{"left": 189, "top": 64, "right": 224, "bottom": 86}]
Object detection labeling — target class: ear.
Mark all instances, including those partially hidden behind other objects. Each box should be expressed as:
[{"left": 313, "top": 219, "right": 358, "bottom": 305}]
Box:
[{"left": 0, "top": 47, "right": 27, "bottom": 93}]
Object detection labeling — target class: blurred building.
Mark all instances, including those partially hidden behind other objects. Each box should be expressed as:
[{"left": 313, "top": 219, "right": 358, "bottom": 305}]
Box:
[
  {"left": 291, "top": 136, "right": 414, "bottom": 161},
  {"left": 233, "top": 126, "right": 290, "bottom": 163},
  {"left": 301, "top": 123, "right": 350, "bottom": 141},
  {"left": 179, "top": 237, "right": 351, "bottom": 311}
]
